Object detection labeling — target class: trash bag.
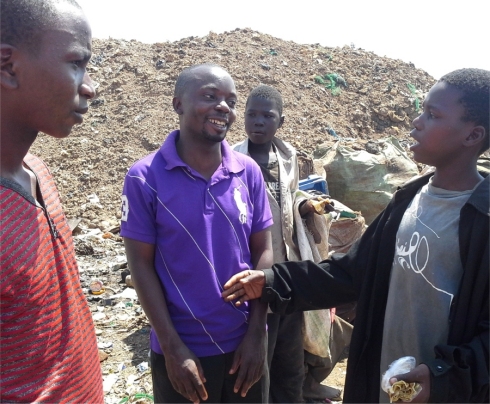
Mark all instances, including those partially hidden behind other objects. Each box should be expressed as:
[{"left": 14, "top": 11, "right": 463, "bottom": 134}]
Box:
[
  {"left": 314, "top": 137, "right": 419, "bottom": 224},
  {"left": 299, "top": 197, "right": 364, "bottom": 358}
]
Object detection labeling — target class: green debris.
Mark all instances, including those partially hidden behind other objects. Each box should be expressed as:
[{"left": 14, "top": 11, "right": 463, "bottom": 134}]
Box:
[
  {"left": 119, "top": 393, "right": 154, "bottom": 404},
  {"left": 314, "top": 73, "right": 347, "bottom": 96},
  {"left": 269, "top": 48, "right": 278, "bottom": 56},
  {"left": 406, "top": 83, "right": 421, "bottom": 112}
]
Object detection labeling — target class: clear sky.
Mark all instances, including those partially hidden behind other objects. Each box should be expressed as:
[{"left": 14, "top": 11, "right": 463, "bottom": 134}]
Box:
[{"left": 77, "top": 0, "right": 489, "bottom": 80}]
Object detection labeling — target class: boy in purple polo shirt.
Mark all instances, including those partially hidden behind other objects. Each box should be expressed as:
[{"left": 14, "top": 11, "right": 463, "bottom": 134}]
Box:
[{"left": 121, "top": 63, "right": 273, "bottom": 404}]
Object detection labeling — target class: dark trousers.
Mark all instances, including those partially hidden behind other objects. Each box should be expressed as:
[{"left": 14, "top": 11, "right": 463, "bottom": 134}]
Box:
[
  {"left": 150, "top": 350, "right": 269, "bottom": 403},
  {"left": 267, "top": 312, "right": 305, "bottom": 403}
]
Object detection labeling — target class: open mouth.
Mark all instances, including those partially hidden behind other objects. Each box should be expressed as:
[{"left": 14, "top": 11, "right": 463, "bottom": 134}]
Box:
[{"left": 208, "top": 118, "right": 227, "bottom": 129}]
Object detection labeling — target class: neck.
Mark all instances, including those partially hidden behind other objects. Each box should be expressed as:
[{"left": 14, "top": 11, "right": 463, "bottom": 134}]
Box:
[
  {"left": 248, "top": 139, "right": 273, "bottom": 156},
  {"left": 0, "top": 125, "right": 38, "bottom": 179},
  {"left": 431, "top": 163, "right": 483, "bottom": 191},
  {"left": 176, "top": 135, "right": 222, "bottom": 180}
]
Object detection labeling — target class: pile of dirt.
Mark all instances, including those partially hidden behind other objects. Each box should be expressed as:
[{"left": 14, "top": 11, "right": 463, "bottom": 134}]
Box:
[
  {"left": 29, "top": 29, "right": 437, "bottom": 403},
  {"left": 31, "top": 28, "right": 435, "bottom": 229}
]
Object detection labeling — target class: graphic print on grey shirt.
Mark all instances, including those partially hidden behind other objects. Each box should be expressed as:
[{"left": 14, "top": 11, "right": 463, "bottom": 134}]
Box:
[{"left": 378, "top": 177, "right": 477, "bottom": 402}]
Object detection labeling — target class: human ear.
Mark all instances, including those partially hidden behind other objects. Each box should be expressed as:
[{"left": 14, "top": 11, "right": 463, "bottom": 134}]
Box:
[
  {"left": 464, "top": 125, "right": 486, "bottom": 148},
  {"left": 172, "top": 96, "right": 183, "bottom": 115},
  {"left": 278, "top": 115, "right": 285, "bottom": 128},
  {"left": 0, "top": 44, "right": 19, "bottom": 90}
]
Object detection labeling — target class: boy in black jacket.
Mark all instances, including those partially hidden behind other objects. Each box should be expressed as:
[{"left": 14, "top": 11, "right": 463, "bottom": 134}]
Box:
[{"left": 222, "top": 68, "right": 489, "bottom": 403}]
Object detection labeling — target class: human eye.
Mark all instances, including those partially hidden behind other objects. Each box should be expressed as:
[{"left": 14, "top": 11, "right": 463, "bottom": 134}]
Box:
[{"left": 227, "top": 99, "right": 237, "bottom": 108}]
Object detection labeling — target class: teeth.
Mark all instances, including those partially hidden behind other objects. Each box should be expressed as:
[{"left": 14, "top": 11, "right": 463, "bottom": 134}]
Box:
[{"left": 209, "top": 118, "right": 226, "bottom": 127}]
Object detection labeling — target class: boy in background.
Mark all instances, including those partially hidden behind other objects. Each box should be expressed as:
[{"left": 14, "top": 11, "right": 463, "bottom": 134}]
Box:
[
  {"left": 234, "top": 85, "right": 341, "bottom": 402},
  {"left": 223, "top": 68, "right": 489, "bottom": 403},
  {"left": 0, "top": 0, "right": 103, "bottom": 402}
]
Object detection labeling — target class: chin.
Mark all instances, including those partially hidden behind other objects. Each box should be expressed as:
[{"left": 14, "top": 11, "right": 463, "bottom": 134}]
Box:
[
  {"left": 204, "top": 132, "right": 227, "bottom": 143},
  {"left": 48, "top": 127, "right": 74, "bottom": 139}
]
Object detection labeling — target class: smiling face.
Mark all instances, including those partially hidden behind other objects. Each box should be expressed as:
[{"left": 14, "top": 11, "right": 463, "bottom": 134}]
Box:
[
  {"left": 174, "top": 65, "right": 237, "bottom": 144},
  {"left": 244, "top": 96, "right": 284, "bottom": 145},
  {"left": 410, "top": 81, "right": 478, "bottom": 168},
  {"left": 13, "top": 3, "right": 95, "bottom": 138}
]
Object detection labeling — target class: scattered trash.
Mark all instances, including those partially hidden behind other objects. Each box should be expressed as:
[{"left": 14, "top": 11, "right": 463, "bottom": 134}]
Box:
[
  {"left": 314, "top": 73, "right": 348, "bottom": 95},
  {"left": 326, "top": 127, "right": 339, "bottom": 139},
  {"left": 109, "top": 287, "right": 138, "bottom": 300},
  {"left": 98, "top": 350, "right": 109, "bottom": 362},
  {"left": 406, "top": 83, "right": 421, "bottom": 112},
  {"left": 92, "top": 312, "right": 106, "bottom": 321},
  {"left": 269, "top": 48, "right": 278, "bottom": 56},
  {"left": 118, "top": 393, "right": 154, "bottom": 404},
  {"left": 121, "top": 269, "right": 131, "bottom": 283},
  {"left": 90, "top": 279, "right": 105, "bottom": 295},
  {"left": 97, "top": 340, "right": 113, "bottom": 349},
  {"left": 136, "top": 362, "right": 149, "bottom": 372},
  {"left": 260, "top": 63, "right": 271, "bottom": 70},
  {"left": 103, "top": 374, "right": 119, "bottom": 393},
  {"left": 87, "top": 193, "right": 100, "bottom": 204},
  {"left": 125, "top": 274, "right": 134, "bottom": 288}
]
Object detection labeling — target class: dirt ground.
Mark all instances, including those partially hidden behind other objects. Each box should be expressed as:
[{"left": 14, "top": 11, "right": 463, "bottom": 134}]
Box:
[{"left": 29, "top": 28, "right": 439, "bottom": 403}]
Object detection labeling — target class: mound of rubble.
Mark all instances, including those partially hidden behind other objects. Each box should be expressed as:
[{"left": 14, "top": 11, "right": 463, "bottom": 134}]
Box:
[{"left": 31, "top": 28, "right": 435, "bottom": 230}]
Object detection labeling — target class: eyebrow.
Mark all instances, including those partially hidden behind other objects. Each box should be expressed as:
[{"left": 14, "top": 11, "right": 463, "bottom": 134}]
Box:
[
  {"left": 200, "top": 84, "right": 236, "bottom": 97},
  {"left": 422, "top": 101, "right": 441, "bottom": 111}
]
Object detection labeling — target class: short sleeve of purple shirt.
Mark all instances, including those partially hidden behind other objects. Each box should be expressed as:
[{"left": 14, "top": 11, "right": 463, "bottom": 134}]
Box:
[{"left": 120, "top": 152, "right": 158, "bottom": 245}]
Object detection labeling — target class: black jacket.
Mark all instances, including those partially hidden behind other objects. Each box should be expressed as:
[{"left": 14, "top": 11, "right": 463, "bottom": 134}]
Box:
[{"left": 263, "top": 173, "right": 489, "bottom": 403}]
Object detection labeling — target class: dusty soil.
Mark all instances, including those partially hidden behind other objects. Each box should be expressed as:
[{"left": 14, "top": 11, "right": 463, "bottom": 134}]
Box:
[{"left": 29, "top": 28, "right": 438, "bottom": 403}]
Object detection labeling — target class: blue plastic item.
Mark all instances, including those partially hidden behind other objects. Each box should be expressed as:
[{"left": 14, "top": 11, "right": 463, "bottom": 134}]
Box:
[{"left": 298, "top": 175, "right": 328, "bottom": 195}]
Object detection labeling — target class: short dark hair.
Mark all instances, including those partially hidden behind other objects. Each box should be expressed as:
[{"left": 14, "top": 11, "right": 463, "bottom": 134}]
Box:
[
  {"left": 439, "top": 68, "right": 490, "bottom": 154},
  {"left": 174, "top": 63, "right": 227, "bottom": 98},
  {"left": 1, "top": 0, "right": 81, "bottom": 51},
  {"left": 246, "top": 85, "right": 283, "bottom": 116}
]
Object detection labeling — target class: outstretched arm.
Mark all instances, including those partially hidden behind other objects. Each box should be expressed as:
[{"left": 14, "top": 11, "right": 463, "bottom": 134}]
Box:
[
  {"left": 124, "top": 238, "right": 208, "bottom": 404},
  {"left": 222, "top": 270, "right": 266, "bottom": 304}
]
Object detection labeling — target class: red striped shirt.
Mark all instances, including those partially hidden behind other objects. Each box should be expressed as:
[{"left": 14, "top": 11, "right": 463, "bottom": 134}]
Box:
[{"left": 1, "top": 154, "right": 103, "bottom": 403}]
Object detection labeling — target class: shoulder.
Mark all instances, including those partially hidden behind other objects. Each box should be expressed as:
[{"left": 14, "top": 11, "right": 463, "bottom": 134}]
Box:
[
  {"left": 231, "top": 139, "right": 248, "bottom": 153},
  {"left": 468, "top": 174, "right": 490, "bottom": 216},
  {"left": 24, "top": 153, "right": 51, "bottom": 177},
  {"left": 126, "top": 151, "right": 160, "bottom": 178},
  {"left": 273, "top": 137, "right": 297, "bottom": 159},
  {"left": 232, "top": 150, "right": 262, "bottom": 176}
]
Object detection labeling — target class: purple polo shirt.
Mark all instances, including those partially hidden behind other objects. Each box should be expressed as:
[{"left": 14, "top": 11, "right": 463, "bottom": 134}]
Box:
[{"left": 120, "top": 130, "right": 273, "bottom": 357}]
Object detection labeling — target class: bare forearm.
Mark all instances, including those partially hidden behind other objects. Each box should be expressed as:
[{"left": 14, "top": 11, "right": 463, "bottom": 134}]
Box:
[
  {"left": 123, "top": 238, "right": 183, "bottom": 352},
  {"left": 129, "top": 264, "right": 183, "bottom": 351}
]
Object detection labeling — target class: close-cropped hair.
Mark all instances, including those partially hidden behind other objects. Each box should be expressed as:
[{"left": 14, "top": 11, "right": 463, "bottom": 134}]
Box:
[
  {"left": 174, "top": 63, "right": 227, "bottom": 98},
  {"left": 439, "top": 68, "right": 490, "bottom": 153},
  {"left": 246, "top": 85, "right": 283, "bottom": 116},
  {"left": 1, "top": 0, "right": 81, "bottom": 51}
]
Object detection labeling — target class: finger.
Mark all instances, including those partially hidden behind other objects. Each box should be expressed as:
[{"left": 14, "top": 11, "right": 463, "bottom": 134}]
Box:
[
  {"left": 240, "top": 366, "right": 261, "bottom": 398},
  {"left": 194, "top": 362, "right": 208, "bottom": 401},
  {"left": 222, "top": 287, "right": 245, "bottom": 301},
  {"left": 223, "top": 271, "right": 250, "bottom": 289},
  {"left": 234, "top": 367, "right": 247, "bottom": 395},
  {"left": 234, "top": 294, "right": 251, "bottom": 306},
  {"left": 229, "top": 351, "right": 241, "bottom": 376}
]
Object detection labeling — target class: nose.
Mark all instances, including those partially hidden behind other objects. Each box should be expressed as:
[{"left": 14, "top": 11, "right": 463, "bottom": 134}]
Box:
[
  {"left": 412, "top": 114, "right": 422, "bottom": 130},
  {"left": 215, "top": 99, "right": 230, "bottom": 113},
  {"left": 254, "top": 116, "right": 265, "bottom": 126},
  {"left": 80, "top": 71, "right": 96, "bottom": 99}
]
